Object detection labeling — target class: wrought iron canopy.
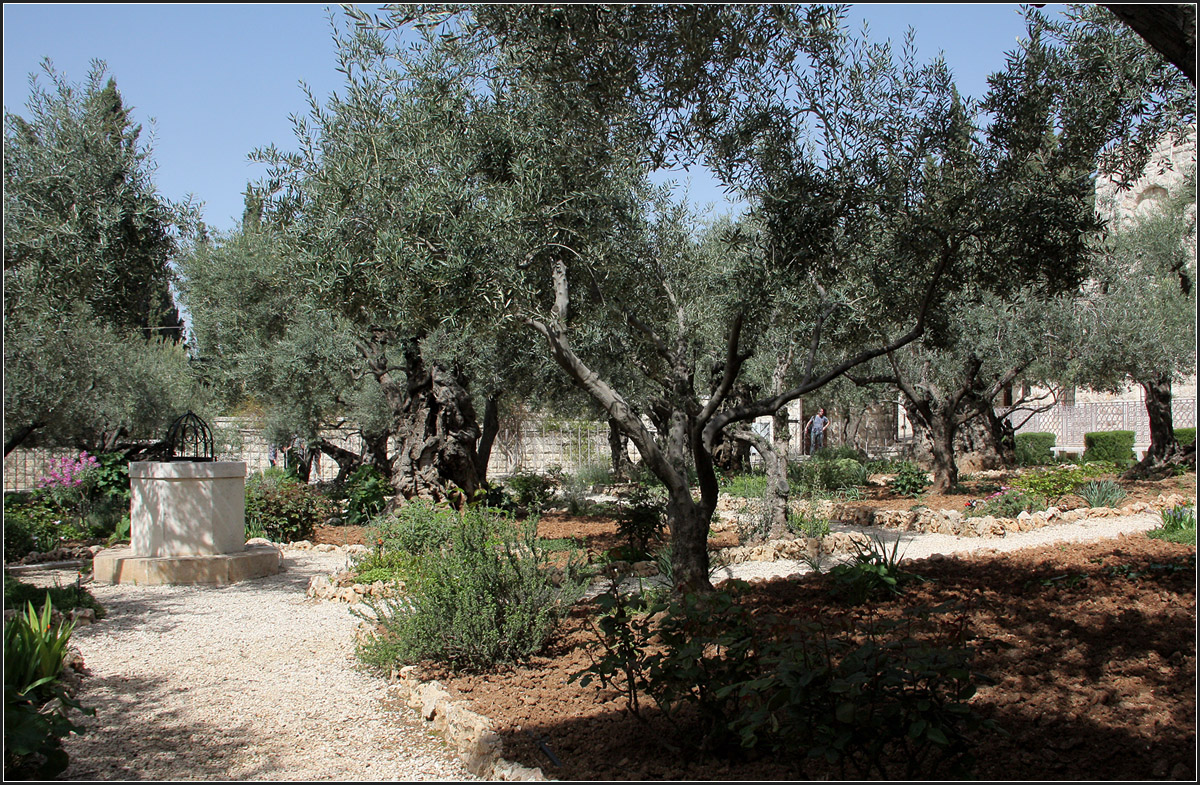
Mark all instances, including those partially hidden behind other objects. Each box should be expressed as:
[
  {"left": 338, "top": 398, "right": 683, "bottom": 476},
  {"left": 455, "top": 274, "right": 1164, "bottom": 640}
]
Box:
[{"left": 166, "top": 410, "right": 215, "bottom": 462}]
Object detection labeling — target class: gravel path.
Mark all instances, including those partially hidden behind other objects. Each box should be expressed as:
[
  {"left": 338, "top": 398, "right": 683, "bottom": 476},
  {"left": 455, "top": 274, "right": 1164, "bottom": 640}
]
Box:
[
  {"left": 55, "top": 549, "right": 475, "bottom": 781},
  {"left": 31, "top": 510, "right": 1170, "bottom": 779},
  {"left": 715, "top": 510, "right": 1168, "bottom": 583}
]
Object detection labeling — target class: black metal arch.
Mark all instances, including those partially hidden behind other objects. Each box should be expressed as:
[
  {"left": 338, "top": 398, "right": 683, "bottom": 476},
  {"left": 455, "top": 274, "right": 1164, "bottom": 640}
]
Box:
[{"left": 166, "top": 410, "right": 215, "bottom": 462}]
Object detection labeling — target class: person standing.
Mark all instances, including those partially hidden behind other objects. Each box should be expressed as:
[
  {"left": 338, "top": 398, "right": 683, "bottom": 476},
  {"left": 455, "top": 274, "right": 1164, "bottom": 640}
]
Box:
[{"left": 806, "top": 407, "right": 829, "bottom": 454}]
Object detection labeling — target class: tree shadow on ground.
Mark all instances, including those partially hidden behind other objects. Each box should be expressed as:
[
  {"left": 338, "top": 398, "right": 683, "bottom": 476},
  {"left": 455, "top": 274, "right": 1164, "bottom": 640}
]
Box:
[
  {"left": 61, "top": 672, "right": 284, "bottom": 780},
  {"left": 439, "top": 537, "right": 1194, "bottom": 780}
]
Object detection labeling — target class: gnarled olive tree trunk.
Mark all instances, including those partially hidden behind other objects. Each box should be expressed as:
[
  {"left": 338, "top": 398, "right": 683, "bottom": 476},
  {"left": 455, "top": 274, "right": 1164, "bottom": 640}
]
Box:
[
  {"left": 1124, "top": 374, "right": 1194, "bottom": 479},
  {"left": 905, "top": 398, "right": 960, "bottom": 493},
  {"left": 732, "top": 407, "right": 793, "bottom": 543},
  {"left": 607, "top": 416, "right": 636, "bottom": 481},
  {"left": 358, "top": 333, "right": 482, "bottom": 506},
  {"left": 474, "top": 394, "right": 500, "bottom": 481}
]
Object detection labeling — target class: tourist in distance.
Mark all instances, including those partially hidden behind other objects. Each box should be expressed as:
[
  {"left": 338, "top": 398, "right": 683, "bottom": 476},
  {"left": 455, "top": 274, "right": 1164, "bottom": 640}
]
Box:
[{"left": 805, "top": 407, "right": 830, "bottom": 454}]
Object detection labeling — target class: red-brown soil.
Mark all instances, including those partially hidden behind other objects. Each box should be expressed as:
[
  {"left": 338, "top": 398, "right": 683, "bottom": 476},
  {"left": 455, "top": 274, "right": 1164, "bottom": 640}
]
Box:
[
  {"left": 420, "top": 535, "right": 1196, "bottom": 780},
  {"left": 309, "top": 470, "right": 1197, "bottom": 548},
  {"left": 317, "top": 471, "right": 1196, "bottom": 779}
]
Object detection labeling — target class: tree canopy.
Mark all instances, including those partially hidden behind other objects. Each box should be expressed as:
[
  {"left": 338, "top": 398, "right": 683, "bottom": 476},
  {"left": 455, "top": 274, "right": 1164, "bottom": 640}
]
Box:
[{"left": 4, "top": 61, "right": 201, "bottom": 454}]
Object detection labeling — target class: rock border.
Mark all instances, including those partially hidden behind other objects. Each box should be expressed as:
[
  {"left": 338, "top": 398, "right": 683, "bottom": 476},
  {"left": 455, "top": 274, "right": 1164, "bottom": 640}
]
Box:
[
  {"left": 383, "top": 665, "right": 546, "bottom": 781},
  {"left": 714, "top": 492, "right": 1195, "bottom": 564}
]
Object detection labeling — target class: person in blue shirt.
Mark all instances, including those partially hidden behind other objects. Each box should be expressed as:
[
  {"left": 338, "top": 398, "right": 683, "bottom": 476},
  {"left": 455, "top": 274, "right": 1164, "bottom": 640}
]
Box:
[{"left": 806, "top": 408, "right": 829, "bottom": 454}]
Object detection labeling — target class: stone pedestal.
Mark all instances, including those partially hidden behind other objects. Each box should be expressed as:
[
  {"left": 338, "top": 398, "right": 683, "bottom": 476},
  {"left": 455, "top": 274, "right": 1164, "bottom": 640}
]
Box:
[
  {"left": 94, "top": 460, "right": 281, "bottom": 586},
  {"left": 130, "top": 461, "right": 246, "bottom": 556}
]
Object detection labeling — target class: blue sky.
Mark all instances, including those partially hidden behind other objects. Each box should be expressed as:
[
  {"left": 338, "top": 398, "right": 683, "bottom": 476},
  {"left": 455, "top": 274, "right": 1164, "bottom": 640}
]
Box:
[{"left": 4, "top": 4, "right": 1054, "bottom": 232}]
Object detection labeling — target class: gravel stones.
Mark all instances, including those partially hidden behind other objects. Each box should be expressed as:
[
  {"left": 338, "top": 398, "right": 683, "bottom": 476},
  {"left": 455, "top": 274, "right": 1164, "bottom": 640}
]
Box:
[{"left": 59, "top": 548, "right": 475, "bottom": 781}]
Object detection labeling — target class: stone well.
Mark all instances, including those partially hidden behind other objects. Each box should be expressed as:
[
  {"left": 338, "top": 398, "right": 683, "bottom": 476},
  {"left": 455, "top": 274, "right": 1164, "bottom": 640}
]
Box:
[{"left": 93, "top": 461, "right": 281, "bottom": 586}]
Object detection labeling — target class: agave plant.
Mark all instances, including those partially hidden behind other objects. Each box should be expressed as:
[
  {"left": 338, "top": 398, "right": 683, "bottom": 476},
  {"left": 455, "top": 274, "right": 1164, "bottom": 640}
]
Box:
[
  {"left": 828, "top": 533, "right": 917, "bottom": 603},
  {"left": 4, "top": 596, "right": 91, "bottom": 779},
  {"left": 5, "top": 597, "right": 77, "bottom": 700},
  {"left": 1076, "top": 479, "right": 1127, "bottom": 508}
]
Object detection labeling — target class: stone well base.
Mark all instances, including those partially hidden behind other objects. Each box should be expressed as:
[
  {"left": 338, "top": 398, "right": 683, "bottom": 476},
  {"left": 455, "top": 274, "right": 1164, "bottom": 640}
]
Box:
[{"left": 93, "top": 545, "right": 282, "bottom": 586}]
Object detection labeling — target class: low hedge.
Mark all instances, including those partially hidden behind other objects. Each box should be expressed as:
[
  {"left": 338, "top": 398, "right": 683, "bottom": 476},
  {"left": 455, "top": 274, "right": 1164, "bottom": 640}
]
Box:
[
  {"left": 1015, "top": 432, "right": 1056, "bottom": 466},
  {"left": 245, "top": 470, "right": 334, "bottom": 543},
  {"left": 1175, "top": 428, "right": 1196, "bottom": 447},
  {"left": 1082, "top": 430, "right": 1136, "bottom": 463}
]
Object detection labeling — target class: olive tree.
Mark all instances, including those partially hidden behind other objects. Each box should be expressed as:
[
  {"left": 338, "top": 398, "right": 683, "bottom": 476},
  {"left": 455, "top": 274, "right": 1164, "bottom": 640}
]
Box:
[
  {"left": 840, "top": 4, "right": 1196, "bottom": 491},
  {"left": 1076, "top": 174, "right": 1197, "bottom": 476},
  {"left": 851, "top": 290, "right": 1080, "bottom": 491},
  {"left": 376, "top": 7, "right": 991, "bottom": 589},
  {"left": 178, "top": 216, "right": 397, "bottom": 482},
  {"left": 264, "top": 5, "right": 1179, "bottom": 590},
  {"left": 4, "top": 61, "right": 200, "bottom": 454}
]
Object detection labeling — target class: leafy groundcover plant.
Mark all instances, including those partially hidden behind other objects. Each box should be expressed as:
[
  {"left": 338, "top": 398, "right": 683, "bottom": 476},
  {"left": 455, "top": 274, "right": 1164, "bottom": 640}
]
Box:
[
  {"left": 574, "top": 579, "right": 992, "bottom": 778},
  {"left": 4, "top": 598, "right": 93, "bottom": 779},
  {"left": 1147, "top": 505, "right": 1196, "bottom": 545},
  {"left": 355, "top": 506, "right": 587, "bottom": 672},
  {"left": 888, "top": 462, "right": 930, "bottom": 498}
]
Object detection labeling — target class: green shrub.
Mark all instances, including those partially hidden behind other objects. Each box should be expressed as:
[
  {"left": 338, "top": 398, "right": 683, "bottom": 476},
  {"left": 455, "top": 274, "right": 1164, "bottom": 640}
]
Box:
[
  {"left": 1147, "top": 505, "right": 1196, "bottom": 545},
  {"left": 351, "top": 548, "right": 416, "bottom": 585},
  {"left": 888, "top": 462, "right": 929, "bottom": 498},
  {"left": 1015, "top": 432, "right": 1056, "bottom": 466},
  {"left": 1082, "top": 430, "right": 1136, "bottom": 463},
  {"left": 4, "top": 597, "right": 92, "bottom": 779},
  {"left": 787, "top": 510, "right": 831, "bottom": 539},
  {"left": 812, "top": 445, "right": 868, "bottom": 462},
  {"left": 356, "top": 508, "right": 587, "bottom": 672},
  {"left": 793, "top": 457, "right": 868, "bottom": 494},
  {"left": 1076, "top": 479, "right": 1128, "bottom": 508},
  {"left": 719, "top": 471, "right": 768, "bottom": 499},
  {"left": 369, "top": 500, "right": 458, "bottom": 555},
  {"left": 504, "top": 471, "right": 558, "bottom": 513},
  {"left": 1175, "top": 428, "right": 1196, "bottom": 447},
  {"left": 864, "top": 457, "right": 909, "bottom": 474},
  {"left": 831, "top": 458, "right": 869, "bottom": 488},
  {"left": 559, "top": 472, "right": 600, "bottom": 515},
  {"left": 964, "top": 487, "right": 1042, "bottom": 518},
  {"left": 1077, "top": 459, "right": 1119, "bottom": 476},
  {"left": 244, "top": 471, "right": 333, "bottom": 543},
  {"left": 342, "top": 465, "right": 389, "bottom": 526},
  {"left": 90, "top": 452, "right": 130, "bottom": 504},
  {"left": 616, "top": 485, "right": 667, "bottom": 557},
  {"left": 472, "top": 481, "right": 517, "bottom": 513},
  {"left": 574, "top": 463, "right": 614, "bottom": 489},
  {"left": 3, "top": 494, "right": 64, "bottom": 558},
  {"left": 106, "top": 514, "right": 131, "bottom": 546},
  {"left": 28, "top": 452, "right": 126, "bottom": 540},
  {"left": 1009, "top": 465, "right": 1085, "bottom": 506},
  {"left": 573, "top": 582, "right": 989, "bottom": 776}
]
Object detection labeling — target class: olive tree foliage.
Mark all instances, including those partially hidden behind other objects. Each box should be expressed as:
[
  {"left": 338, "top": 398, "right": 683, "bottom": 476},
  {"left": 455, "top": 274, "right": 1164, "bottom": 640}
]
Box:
[
  {"left": 288, "top": 5, "right": 1179, "bottom": 590},
  {"left": 1032, "top": 5, "right": 1196, "bottom": 189},
  {"left": 837, "top": 5, "right": 1197, "bottom": 492},
  {"left": 239, "top": 15, "right": 655, "bottom": 504},
  {"left": 358, "top": 5, "right": 1030, "bottom": 590},
  {"left": 851, "top": 290, "right": 1081, "bottom": 491},
  {"left": 1102, "top": 4, "right": 1196, "bottom": 85},
  {"left": 177, "top": 221, "right": 394, "bottom": 482},
  {"left": 1075, "top": 173, "right": 1197, "bottom": 477},
  {"left": 1028, "top": 3, "right": 1196, "bottom": 478},
  {"left": 4, "top": 61, "right": 200, "bottom": 455}
]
